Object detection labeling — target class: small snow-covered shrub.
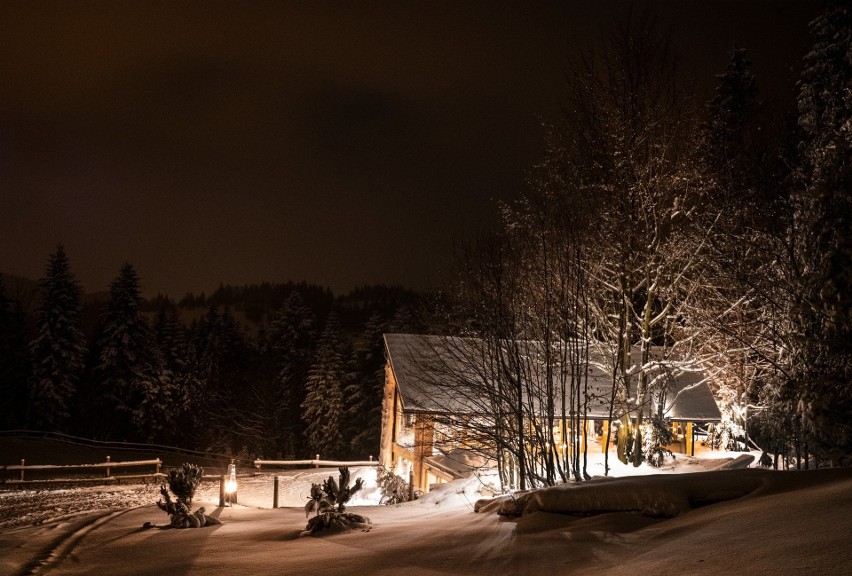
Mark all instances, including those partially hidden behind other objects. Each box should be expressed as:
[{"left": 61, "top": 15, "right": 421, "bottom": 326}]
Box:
[
  {"left": 303, "top": 466, "right": 371, "bottom": 535},
  {"left": 322, "top": 465, "right": 364, "bottom": 513},
  {"left": 643, "top": 416, "right": 675, "bottom": 468},
  {"left": 165, "top": 463, "right": 203, "bottom": 506},
  {"left": 706, "top": 417, "right": 746, "bottom": 451},
  {"left": 377, "top": 466, "right": 409, "bottom": 504},
  {"left": 157, "top": 486, "right": 222, "bottom": 528},
  {"left": 304, "top": 509, "right": 372, "bottom": 534},
  {"left": 156, "top": 463, "right": 220, "bottom": 528}
]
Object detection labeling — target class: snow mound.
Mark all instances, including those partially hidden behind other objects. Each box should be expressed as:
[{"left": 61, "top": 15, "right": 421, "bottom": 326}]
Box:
[{"left": 475, "top": 468, "right": 850, "bottom": 519}]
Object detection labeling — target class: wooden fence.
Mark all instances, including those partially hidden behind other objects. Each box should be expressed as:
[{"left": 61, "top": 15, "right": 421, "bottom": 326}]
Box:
[
  {"left": 3, "top": 457, "right": 163, "bottom": 485},
  {"left": 253, "top": 456, "right": 378, "bottom": 470}
]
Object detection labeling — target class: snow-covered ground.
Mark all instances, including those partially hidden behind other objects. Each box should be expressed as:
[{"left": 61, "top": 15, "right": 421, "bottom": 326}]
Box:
[{"left": 1, "top": 452, "right": 850, "bottom": 576}]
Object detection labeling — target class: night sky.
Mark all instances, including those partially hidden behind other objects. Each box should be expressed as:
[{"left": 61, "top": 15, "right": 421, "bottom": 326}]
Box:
[{"left": 0, "top": 1, "right": 820, "bottom": 298}]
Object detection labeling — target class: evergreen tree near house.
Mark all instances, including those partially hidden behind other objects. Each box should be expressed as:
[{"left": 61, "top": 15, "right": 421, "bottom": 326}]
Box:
[
  {"left": 706, "top": 44, "right": 763, "bottom": 198},
  {"left": 792, "top": 1, "right": 852, "bottom": 465},
  {"left": 96, "top": 263, "right": 167, "bottom": 441},
  {"left": 27, "top": 246, "right": 87, "bottom": 431},
  {"left": 346, "top": 312, "right": 386, "bottom": 458},
  {"left": 302, "top": 311, "right": 349, "bottom": 458},
  {"left": 694, "top": 45, "right": 776, "bottom": 442}
]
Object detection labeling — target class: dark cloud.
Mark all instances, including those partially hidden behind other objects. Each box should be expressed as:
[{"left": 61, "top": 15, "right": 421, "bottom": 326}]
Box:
[{"left": 0, "top": 0, "right": 821, "bottom": 297}]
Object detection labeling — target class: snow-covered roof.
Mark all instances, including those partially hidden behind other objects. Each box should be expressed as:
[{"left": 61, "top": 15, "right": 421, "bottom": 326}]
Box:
[{"left": 384, "top": 333, "right": 721, "bottom": 421}]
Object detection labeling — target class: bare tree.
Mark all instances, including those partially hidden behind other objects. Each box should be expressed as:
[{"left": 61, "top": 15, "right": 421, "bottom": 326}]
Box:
[{"left": 562, "top": 9, "right": 714, "bottom": 466}]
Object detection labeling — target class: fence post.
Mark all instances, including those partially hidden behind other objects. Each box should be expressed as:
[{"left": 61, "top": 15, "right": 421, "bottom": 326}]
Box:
[
  {"left": 409, "top": 470, "right": 415, "bottom": 501},
  {"left": 105, "top": 455, "right": 111, "bottom": 478},
  {"left": 20, "top": 458, "right": 25, "bottom": 482},
  {"left": 219, "top": 475, "right": 226, "bottom": 507},
  {"left": 314, "top": 454, "right": 320, "bottom": 468},
  {"left": 156, "top": 459, "right": 161, "bottom": 476},
  {"left": 273, "top": 476, "right": 279, "bottom": 509}
]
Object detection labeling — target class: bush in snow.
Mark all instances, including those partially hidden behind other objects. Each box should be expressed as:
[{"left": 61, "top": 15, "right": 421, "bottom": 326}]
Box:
[
  {"left": 706, "top": 417, "right": 746, "bottom": 451},
  {"left": 303, "top": 466, "right": 370, "bottom": 535},
  {"left": 642, "top": 416, "right": 676, "bottom": 468},
  {"left": 156, "top": 463, "right": 221, "bottom": 528},
  {"left": 165, "top": 463, "right": 203, "bottom": 506},
  {"left": 322, "top": 465, "right": 364, "bottom": 512},
  {"left": 377, "top": 466, "right": 410, "bottom": 504}
]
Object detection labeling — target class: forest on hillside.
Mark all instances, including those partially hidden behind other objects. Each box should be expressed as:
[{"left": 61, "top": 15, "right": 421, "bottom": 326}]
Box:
[{"left": 0, "top": 267, "right": 424, "bottom": 460}]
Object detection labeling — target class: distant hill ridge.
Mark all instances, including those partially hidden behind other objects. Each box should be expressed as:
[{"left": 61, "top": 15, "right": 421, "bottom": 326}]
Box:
[{"left": 2, "top": 272, "right": 424, "bottom": 332}]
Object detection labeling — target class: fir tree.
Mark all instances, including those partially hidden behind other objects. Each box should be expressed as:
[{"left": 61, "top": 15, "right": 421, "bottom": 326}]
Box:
[
  {"left": 192, "top": 304, "right": 250, "bottom": 450},
  {"left": 796, "top": 1, "right": 852, "bottom": 184},
  {"left": 96, "top": 263, "right": 166, "bottom": 441},
  {"left": 792, "top": 1, "right": 852, "bottom": 465},
  {"left": 269, "top": 291, "right": 317, "bottom": 455},
  {"left": 706, "top": 44, "right": 764, "bottom": 209},
  {"left": 0, "top": 275, "right": 31, "bottom": 429},
  {"left": 346, "top": 313, "right": 386, "bottom": 458},
  {"left": 155, "top": 306, "right": 187, "bottom": 374},
  {"left": 27, "top": 246, "right": 87, "bottom": 431},
  {"left": 153, "top": 305, "right": 195, "bottom": 443},
  {"left": 697, "top": 45, "right": 773, "bottom": 437},
  {"left": 302, "top": 311, "right": 349, "bottom": 458}
]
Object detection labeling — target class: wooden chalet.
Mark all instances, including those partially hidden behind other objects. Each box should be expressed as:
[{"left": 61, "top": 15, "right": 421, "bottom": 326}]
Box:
[{"left": 379, "top": 333, "right": 723, "bottom": 493}]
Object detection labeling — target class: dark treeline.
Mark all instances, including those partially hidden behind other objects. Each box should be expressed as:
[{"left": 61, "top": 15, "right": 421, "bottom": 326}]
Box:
[{"left": 0, "top": 263, "right": 425, "bottom": 460}]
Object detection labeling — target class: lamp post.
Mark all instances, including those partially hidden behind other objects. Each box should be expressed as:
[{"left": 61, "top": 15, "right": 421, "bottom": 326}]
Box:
[{"left": 224, "top": 462, "right": 238, "bottom": 506}]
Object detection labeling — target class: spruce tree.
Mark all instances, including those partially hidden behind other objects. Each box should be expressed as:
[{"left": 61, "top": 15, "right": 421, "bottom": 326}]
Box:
[
  {"left": 706, "top": 44, "right": 763, "bottom": 209},
  {"left": 96, "top": 263, "right": 166, "bottom": 441},
  {"left": 792, "top": 1, "right": 852, "bottom": 465},
  {"left": 269, "top": 291, "right": 317, "bottom": 455},
  {"left": 27, "top": 246, "right": 87, "bottom": 431},
  {"left": 155, "top": 306, "right": 186, "bottom": 374},
  {"left": 302, "top": 311, "right": 349, "bottom": 458},
  {"left": 698, "top": 45, "right": 772, "bottom": 437},
  {"left": 347, "top": 313, "right": 386, "bottom": 458},
  {"left": 0, "top": 275, "right": 30, "bottom": 429},
  {"left": 192, "top": 304, "right": 249, "bottom": 450},
  {"left": 153, "top": 306, "right": 195, "bottom": 444}
]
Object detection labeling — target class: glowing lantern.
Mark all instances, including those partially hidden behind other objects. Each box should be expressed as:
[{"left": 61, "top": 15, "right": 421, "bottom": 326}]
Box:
[{"left": 225, "top": 463, "right": 237, "bottom": 494}]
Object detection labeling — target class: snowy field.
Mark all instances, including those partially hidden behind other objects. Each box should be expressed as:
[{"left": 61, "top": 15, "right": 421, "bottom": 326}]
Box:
[{"left": 1, "top": 453, "right": 850, "bottom": 576}]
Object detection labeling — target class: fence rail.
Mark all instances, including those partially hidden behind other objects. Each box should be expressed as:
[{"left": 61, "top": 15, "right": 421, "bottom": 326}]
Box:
[
  {"left": 254, "top": 458, "right": 379, "bottom": 470},
  {"left": 3, "top": 457, "right": 162, "bottom": 484}
]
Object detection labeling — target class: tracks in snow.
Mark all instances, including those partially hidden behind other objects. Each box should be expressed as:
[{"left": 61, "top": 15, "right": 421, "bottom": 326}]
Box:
[{"left": 15, "top": 507, "right": 141, "bottom": 576}]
